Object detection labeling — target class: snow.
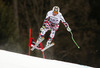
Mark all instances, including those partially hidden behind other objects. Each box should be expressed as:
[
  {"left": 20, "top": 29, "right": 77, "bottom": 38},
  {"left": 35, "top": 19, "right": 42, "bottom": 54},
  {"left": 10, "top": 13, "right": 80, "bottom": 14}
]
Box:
[{"left": 0, "top": 50, "right": 93, "bottom": 68}]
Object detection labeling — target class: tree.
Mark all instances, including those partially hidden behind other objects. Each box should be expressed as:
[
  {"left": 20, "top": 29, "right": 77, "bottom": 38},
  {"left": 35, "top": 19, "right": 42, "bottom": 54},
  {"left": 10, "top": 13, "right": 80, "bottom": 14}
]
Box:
[{"left": 13, "top": 0, "right": 19, "bottom": 42}]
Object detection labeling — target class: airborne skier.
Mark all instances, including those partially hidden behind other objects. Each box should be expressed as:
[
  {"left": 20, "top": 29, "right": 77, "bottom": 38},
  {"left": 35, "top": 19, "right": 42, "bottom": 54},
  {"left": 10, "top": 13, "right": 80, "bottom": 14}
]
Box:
[{"left": 31, "top": 6, "right": 71, "bottom": 51}]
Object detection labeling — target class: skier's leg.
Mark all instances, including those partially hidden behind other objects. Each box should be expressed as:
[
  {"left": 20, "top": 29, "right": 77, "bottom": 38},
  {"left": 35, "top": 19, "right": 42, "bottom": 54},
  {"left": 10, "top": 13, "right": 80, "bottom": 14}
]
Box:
[
  {"left": 42, "top": 29, "right": 56, "bottom": 51},
  {"left": 50, "top": 29, "right": 56, "bottom": 38},
  {"left": 40, "top": 28, "right": 49, "bottom": 37},
  {"left": 35, "top": 21, "right": 51, "bottom": 46},
  {"left": 46, "top": 24, "right": 59, "bottom": 46},
  {"left": 31, "top": 28, "right": 49, "bottom": 51},
  {"left": 36, "top": 28, "right": 49, "bottom": 45},
  {"left": 46, "top": 29, "right": 56, "bottom": 46}
]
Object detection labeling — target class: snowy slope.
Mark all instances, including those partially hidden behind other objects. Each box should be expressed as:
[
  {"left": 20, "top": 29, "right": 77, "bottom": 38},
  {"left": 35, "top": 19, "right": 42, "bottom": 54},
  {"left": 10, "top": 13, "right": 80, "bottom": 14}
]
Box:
[{"left": 0, "top": 50, "right": 93, "bottom": 68}]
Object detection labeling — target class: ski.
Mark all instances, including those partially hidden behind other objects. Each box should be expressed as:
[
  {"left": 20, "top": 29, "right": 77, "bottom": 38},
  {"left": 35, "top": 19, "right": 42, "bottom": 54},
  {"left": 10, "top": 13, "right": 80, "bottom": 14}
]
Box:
[
  {"left": 41, "top": 43, "right": 55, "bottom": 52},
  {"left": 31, "top": 44, "right": 42, "bottom": 50},
  {"left": 31, "top": 37, "right": 44, "bottom": 51}
]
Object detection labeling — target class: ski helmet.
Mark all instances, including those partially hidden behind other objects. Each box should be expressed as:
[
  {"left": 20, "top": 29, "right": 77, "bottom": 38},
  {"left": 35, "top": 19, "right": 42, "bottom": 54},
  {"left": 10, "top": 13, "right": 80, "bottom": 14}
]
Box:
[{"left": 52, "top": 6, "right": 60, "bottom": 14}]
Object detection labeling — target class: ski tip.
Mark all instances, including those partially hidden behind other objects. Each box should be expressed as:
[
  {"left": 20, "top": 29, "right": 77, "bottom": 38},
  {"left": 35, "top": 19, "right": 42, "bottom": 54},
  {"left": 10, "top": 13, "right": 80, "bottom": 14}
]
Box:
[{"left": 52, "top": 43, "right": 55, "bottom": 45}]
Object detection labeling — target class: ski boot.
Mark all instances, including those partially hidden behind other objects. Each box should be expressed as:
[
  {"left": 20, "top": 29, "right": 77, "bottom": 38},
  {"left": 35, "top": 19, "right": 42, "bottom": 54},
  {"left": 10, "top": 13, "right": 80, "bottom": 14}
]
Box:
[{"left": 46, "top": 40, "right": 52, "bottom": 47}]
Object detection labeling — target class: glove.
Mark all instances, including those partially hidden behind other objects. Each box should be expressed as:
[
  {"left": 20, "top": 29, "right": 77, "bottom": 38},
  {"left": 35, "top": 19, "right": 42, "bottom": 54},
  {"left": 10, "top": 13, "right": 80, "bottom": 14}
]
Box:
[
  {"left": 67, "top": 26, "right": 71, "bottom": 32},
  {"left": 40, "top": 26, "right": 45, "bottom": 31}
]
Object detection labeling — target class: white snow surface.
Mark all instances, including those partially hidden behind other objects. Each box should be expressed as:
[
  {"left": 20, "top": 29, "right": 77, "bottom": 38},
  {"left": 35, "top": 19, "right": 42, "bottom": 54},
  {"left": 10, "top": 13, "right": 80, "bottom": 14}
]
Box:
[{"left": 0, "top": 50, "right": 93, "bottom": 68}]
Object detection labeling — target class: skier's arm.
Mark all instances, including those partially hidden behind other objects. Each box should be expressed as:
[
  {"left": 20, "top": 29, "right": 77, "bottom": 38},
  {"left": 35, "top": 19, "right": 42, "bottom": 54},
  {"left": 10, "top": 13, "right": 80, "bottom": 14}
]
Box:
[
  {"left": 40, "top": 12, "right": 50, "bottom": 31},
  {"left": 60, "top": 14, "right": 69, "bottom": 27},
  {"left": 62, "top": 21, "right": 71, "bottom": 32},
  {"left": 43, "top": 18, "right": 49, "bottom": 26},
  {"left": 60, "top": 14, "right": 71, "bottom": 32},
  {"left": 42, "top": 11, "right": 50, "bottom": 26},
  {"left": 40, "top": 18, "right": 48, "bottom": 31}
]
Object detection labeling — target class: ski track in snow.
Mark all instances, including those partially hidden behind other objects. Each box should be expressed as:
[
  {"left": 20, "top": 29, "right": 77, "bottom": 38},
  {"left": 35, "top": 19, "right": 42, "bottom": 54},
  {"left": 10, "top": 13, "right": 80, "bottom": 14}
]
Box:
[{"left": 0, "top": 50, "right": 93, "bottom": 68}]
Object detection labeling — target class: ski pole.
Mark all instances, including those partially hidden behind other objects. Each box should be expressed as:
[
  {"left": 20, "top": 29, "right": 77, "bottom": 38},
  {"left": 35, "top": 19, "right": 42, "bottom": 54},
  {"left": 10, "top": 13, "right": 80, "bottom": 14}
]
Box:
[{"left": 70, "top": 31, "right": 80, "bottom": 49}]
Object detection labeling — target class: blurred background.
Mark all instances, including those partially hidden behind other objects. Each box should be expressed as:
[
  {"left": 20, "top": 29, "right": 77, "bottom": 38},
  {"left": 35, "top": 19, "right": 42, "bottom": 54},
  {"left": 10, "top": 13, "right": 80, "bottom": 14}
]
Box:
[{"left": 0, "top": 0, "right": 100, "bottom": 67}]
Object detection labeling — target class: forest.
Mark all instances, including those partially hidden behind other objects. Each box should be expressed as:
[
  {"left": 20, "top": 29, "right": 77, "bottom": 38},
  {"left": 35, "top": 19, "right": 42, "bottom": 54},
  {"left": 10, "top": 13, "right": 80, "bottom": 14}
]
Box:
[{"left": 0, "top": 0, "right": 100, "bottom": 67}]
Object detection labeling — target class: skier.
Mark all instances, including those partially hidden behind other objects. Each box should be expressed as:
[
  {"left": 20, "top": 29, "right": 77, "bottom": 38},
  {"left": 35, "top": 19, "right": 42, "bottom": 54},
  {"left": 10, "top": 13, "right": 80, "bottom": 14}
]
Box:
[{"left": 31, "top": 6, "right": 71, "bottom": 51}]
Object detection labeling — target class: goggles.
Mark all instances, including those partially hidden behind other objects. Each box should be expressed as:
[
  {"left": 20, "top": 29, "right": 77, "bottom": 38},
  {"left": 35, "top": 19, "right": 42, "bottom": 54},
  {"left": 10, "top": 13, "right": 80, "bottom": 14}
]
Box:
[{"left": 53, "top": 11, "right": 58, "bottom": 14}]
